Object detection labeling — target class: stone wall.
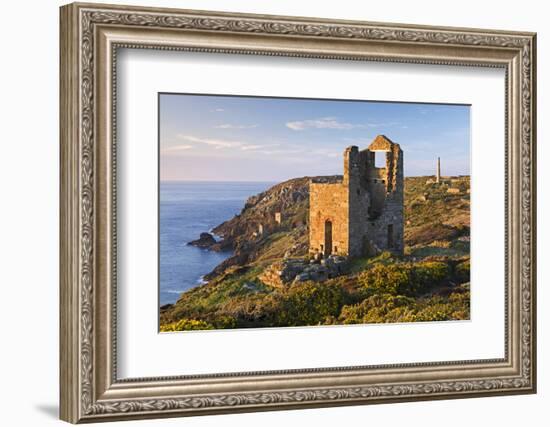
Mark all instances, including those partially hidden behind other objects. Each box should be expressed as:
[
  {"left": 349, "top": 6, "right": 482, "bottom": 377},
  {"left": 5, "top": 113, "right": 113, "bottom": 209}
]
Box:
[
  {"left": 309, "top": 180, "right": 349, "bottom": 256},
  {"left": 346, "top": 146, "right": 371, "bottom": 257},
  {"left": 364, "top": 139, "right": 404, "bottom": 254}
]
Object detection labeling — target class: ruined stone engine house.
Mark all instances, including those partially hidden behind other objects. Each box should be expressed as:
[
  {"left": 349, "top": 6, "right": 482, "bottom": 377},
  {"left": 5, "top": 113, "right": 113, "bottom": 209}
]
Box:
[{"left": 309, "top": 135, "right": 404, "bottom": 258}]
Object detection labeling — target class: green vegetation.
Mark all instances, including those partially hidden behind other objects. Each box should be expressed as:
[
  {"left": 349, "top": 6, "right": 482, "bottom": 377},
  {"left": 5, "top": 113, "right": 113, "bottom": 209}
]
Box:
[
  {"left": 161, "top": 257, "right": 470, "bottom": 329},
  {"left": 160, "top": 318, "right": 215, "bottom": 332},
  {"left": 160, "top": 175, "right": 470, "bottom": 331},
  {"left": 336, "top": 260, "right": 469, "bottom": 325},
  {"left": 337, "top": 288, "right": 469, "bottom": 324},
  {"left": 404, "top": 176, "right": 470, "bottom": 252}
]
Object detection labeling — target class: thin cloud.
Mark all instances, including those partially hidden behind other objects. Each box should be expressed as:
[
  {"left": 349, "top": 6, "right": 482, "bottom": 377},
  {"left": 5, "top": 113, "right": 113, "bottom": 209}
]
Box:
[
  {"left": 177, "top": 134, "right": 242, "bottom": 149},
  {"left": 175, "top": 135, "right": 278, "bottom": 154},
  {"left": 286, "top": 117, "right": 401, "bottom": 131},
  {"left": 240, "top": 144, "right": 263, "bottom": 151},
  {"left": 369, "top": 121, "right": 401, "bottom": 128},
  {"left": 161, "top": 144, "right": 193, "bottom": 154},
  {"left": 286, "top": 117, "right": 363, "bottom": 131},
  {"left": 210, "top": 108, "right": 225, "bottom": 112},
  {"left": 214, "top": 124, "right": 259, "bottom": 129},
  {"left": 257, "top": 148, "right": 305, "bottom": 156}
]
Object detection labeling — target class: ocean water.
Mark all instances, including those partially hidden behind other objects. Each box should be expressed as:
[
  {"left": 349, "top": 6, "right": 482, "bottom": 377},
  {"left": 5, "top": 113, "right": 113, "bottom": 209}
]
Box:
[{"left": 160, "top": 181, "right": 273, "bottom": 306}]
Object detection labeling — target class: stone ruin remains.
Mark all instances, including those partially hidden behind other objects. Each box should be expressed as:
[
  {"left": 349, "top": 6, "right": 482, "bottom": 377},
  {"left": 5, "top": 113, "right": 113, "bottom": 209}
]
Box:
[
  {"left": 258, "top": 255, "right": 349, "bottom": 288},
  {"left": 258, "top": 135, "right": 405, "bottom": 289},
  {"left": 309, "top": 135, "right": 404, "bottom": 258}
]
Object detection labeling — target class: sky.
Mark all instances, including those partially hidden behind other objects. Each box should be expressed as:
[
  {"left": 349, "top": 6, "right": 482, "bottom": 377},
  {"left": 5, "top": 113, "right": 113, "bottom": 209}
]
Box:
[{"left": 159, "top": 93, "right": 470, "bottom": 182}]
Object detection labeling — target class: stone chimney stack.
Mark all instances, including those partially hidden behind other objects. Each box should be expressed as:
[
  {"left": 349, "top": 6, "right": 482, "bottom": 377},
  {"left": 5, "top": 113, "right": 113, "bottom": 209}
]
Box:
[
  {"left": 343, "top": 146, "right": 359, "bottom": 186},
  {"left": 436, "top": 157, "right": 441, "bottom": 183}
]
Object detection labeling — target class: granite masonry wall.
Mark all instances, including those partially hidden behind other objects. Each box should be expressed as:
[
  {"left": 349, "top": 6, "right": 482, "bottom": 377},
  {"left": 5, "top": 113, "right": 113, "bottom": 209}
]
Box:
[{"left": 309, "top": 179, "right": 349, "bottom": 256}]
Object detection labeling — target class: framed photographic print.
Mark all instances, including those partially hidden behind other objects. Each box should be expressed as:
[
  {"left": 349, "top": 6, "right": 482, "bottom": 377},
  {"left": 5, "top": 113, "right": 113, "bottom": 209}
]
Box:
[{"left": 60, "top": 2, "right": 537, "bottom": 423}]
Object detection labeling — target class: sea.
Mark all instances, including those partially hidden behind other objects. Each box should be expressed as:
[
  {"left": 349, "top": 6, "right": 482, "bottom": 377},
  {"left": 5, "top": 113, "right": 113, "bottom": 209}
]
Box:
[{"left": 159, "top": 181, "right": 273, "bottom": 306}]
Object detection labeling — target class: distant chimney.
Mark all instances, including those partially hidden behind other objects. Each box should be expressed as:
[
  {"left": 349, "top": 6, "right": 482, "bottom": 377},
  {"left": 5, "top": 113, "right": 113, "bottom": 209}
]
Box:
[{"left": 436, "top": 157, "right": 441, "bottom": 183}]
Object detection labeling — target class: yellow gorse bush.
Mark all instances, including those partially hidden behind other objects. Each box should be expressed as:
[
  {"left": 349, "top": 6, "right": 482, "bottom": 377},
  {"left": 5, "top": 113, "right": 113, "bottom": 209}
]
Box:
[{"left": 160, "top": 318, "right": 215, "bottom": 332}]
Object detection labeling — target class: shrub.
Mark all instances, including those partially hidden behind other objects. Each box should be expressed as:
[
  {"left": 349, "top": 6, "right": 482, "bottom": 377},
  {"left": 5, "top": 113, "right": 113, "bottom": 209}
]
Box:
[
  {"left": 455, "top": 260, "right": 470, "bottom": 283},
  {"left": 339, "top": 289, "right": 470, "bottom": 325},
  {"left": 339, "top": 294, "right": 415, "bottom": 324},
  {"left": 358, "top": 264, "right": 411, "bottom": 295},
  {"left": 349, "top": 251, "right": 396, "bottom": 274},
  {"left": 160, "top": 318, "right": 214, "bottom": 332},
  {"left": 273, "top": 281, "right": 344, "bottom": 326},
  {"left": 357, "top": 261, "right": 450, "bottom": 297},
  {"left": 211, "top": 315, "right": 238, "bottom": 329},
  {"left": 408, "top": 303, "right": 454, "bottom": 322},
  {"left": 411, "top": 261, "right": 449, "bottom": 294}
]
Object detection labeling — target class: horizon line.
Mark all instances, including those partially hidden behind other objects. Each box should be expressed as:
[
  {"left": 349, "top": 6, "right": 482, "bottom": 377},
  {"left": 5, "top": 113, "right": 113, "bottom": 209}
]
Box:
[{"left": 160, "top": 174, "right": 470, "bottom": 183}]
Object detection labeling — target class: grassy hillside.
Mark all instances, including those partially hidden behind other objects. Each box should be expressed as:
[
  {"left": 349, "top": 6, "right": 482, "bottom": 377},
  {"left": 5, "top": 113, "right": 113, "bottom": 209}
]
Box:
[
  {"left": 160, "top": 175, "right": 470, "bottom": 331},
  {"left": 404, "top": 176, "right": 470, "bottom": 256}
]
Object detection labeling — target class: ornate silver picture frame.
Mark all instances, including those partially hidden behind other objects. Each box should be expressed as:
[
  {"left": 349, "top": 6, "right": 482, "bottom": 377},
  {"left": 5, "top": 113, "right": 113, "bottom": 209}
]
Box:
[{"left": 60, "top": 2, "right": 536, "bottom": 423}]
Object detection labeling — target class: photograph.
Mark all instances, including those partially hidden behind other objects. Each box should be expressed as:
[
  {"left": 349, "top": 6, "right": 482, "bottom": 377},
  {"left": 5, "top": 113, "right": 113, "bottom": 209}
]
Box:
[{"left": 158, "top": 94, "right": 471, "bottom": 332}]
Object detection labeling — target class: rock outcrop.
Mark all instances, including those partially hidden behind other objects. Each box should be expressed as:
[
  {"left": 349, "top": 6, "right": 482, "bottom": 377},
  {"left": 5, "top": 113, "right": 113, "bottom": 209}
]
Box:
[{"left": 187, "top": 232, "right": 217, "bottom": 248}]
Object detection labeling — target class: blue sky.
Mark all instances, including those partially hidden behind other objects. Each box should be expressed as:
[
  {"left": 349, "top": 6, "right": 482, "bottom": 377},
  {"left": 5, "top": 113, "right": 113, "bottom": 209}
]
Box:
[{"left": 160, "top": 93, "right": 470, "bottom": 182}]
